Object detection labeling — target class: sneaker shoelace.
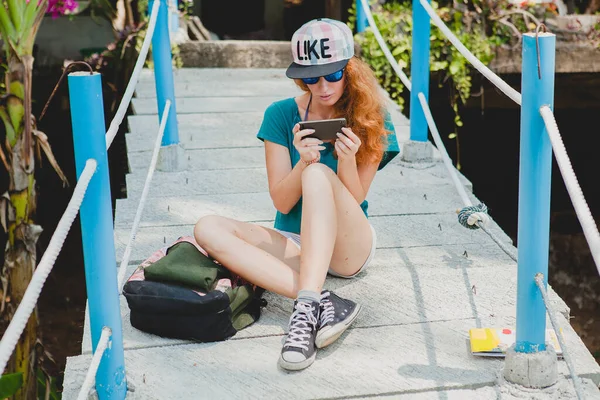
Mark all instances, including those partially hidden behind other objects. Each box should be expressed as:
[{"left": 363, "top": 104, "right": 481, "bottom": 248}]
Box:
[
  {"left": 320, "top": 291, "right": 335, "bottom": 326},
  {"left": 284, "top": 301, "right": 318, "bottom": 351}
]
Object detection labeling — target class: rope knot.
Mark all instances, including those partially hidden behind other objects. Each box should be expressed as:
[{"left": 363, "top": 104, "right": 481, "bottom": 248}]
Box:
[{"left": 458, "top": 204, "right": 489, "bottom": 230}]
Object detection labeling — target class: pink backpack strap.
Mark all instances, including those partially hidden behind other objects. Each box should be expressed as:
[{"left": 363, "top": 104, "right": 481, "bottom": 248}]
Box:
[{"left": 171, "top": 235, "right": 209, "bottom": 257}]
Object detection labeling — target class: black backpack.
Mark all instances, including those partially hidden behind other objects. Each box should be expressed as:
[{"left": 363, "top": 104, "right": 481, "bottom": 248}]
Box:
[{"left": 122, "top": 236, "right": 265, "bottom": 342}]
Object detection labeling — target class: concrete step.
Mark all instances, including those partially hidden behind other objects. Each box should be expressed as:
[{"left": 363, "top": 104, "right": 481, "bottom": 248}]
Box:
[
  {"left": 65, "top": 313, "right": 599, "bottom": 399},
  {"left": 114, "top": 185, "right": 481, "bottom": 229},
  {"left": 134, "top": 75, "right": 300, "bottom": 99},
  {"left": 125, "top": 113, "right": 410, "bottom": 152},
  {"left": 132, "top": 95, "right": 286, "bottom": 115},
  {"left": 63, "top": 67, "right": 600, "bottom": 400},
  {"left": 113, "top": 212, "right": 513, "bottom": 264},
  {"left": 82, "top": 245, "right": 521, "bottom": 354},
  {"left": 122, "top": 160, "right": 471, "bottom": 198},
  {"left": 136, "top": 67, "right": 297, "bottom": 85},
  {"left": 178, "top": 40, "right": 291, "bottom": 69}
]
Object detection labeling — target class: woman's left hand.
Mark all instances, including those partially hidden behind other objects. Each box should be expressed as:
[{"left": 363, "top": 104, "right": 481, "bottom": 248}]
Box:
[{"left": 335, "top": 127, "right": 361, "bottom": 161}]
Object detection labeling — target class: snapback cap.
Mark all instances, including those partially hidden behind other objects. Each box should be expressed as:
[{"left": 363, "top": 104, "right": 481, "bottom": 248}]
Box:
[{"left": 286, "top": 18, "right": 354, "bottom": 79}]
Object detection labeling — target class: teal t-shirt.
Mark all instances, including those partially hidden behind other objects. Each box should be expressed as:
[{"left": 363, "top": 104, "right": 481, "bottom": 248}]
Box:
[{"left": 256, "top": 98, "right": 399, "bottom": 234}]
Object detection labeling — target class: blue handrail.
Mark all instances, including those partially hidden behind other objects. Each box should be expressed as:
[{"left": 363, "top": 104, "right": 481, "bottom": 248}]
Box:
[
  {"left": 150, "top": 0, "right": 180, "bottom": 148},
  {"left": 515, "top": 32, "right": 556, "bottom": 354},
  {"left": 69, "top": 72, "right": 127, "bottom": 398},
  {"left": 3, "top": 2, "right": 596, "bottom": 399},
  {"left": 409, "top": 0, "right": 431, "bottom": 143},
  {"left": 0, "top": 0, "right": 180, "bottom": 397}
]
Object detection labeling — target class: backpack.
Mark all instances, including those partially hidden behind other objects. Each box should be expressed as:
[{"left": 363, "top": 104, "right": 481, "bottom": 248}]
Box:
[{"left": 122, "top": 236, "right": 266, "bottom": 342}]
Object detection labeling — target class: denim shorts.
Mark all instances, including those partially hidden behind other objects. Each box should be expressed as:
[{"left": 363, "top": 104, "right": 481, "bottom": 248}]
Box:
[{"left": 274, "top": 224, "right": 376, "bottom": 278}]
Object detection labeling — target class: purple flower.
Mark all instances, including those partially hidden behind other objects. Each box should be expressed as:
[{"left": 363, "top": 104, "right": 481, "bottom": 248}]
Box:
[{"left": 46, "top": 0, "right": 79, "bottom": 18}]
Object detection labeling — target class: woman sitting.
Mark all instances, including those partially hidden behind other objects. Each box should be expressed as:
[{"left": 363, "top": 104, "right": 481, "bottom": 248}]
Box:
[{"left": 194, "top": 18, "right": 398, "bottom": 371}]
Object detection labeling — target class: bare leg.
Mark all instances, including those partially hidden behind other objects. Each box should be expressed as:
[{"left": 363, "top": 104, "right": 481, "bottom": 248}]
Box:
[
  {"left": 278, "top": 163, "right": 372, "bottom": 369},
  {"left": 195, "top": 165, "right": 372, "bottom": 298},
  {"left": 299, "top": 163, "right": 374, "bottom": 293},
  {"left": 194, "top": 216, "right": 301, "bottom": 298}
]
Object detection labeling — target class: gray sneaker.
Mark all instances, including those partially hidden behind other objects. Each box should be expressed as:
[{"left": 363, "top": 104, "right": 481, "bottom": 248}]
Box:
[
  {"left": 315, "top": 291, "right": 361, "bottom": 348},
  {"left": 278, "top": 299, "right": 320, "bottom": 371}
]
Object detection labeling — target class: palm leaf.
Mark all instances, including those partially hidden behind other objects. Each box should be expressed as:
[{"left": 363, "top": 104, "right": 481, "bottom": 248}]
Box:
[
  {"left": 0, "top": 4, "right": 16, "bottom": 42},
  {"left": 0, "top": 106, "right": 16, "bottom": 146},
  {"left": 7, "top": 0, "right": 23, "bottom": 32},
  {"left": 6, "top": 95, "right": 24, "bottom": 136},
  {"left": 0, "top": 372, "right": 23, "bottom": 398},
  {"left": 9, "top": 81, "right": 24, "bottom": 99},
  {"left": 22, "top": 0, "right": 40, "bottom": 36},
  {"left": 24, "top": 0, "right": 47, "bottom": 54},
  {"left": 33, "top": 130, "right": 69, "bottom": 187}
]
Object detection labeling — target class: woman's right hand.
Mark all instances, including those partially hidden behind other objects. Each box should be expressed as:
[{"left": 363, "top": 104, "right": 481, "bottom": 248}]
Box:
[{"left": 292, "top": 123, "right": 325, "bottom": 164}]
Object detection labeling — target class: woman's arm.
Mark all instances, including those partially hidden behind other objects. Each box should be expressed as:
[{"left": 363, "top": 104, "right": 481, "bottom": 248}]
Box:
[
  {"left": 265, "top": 142, "right": 304, "bottom": 214},
  {"left": 337, "top": 157, "right": 378, "bottom": 204},
  {"left": 265, "top": 124, "right": 325, "bottom": 214},
  {"left": 335, "top": 127, "right": 379, "bottom": 204}
]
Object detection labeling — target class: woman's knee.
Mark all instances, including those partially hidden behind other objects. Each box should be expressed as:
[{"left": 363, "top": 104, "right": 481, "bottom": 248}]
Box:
[
  {"left": 301, "top": 162, "right": 336, "bottom": 184},
  {"left": 194, "top": 215, "right": 231, "bottom": 251}
]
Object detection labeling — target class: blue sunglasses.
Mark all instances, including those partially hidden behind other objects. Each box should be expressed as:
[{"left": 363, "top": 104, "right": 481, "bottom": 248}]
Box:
[{"left": 301, "top": 69, "right": 344, "bottom": 85}]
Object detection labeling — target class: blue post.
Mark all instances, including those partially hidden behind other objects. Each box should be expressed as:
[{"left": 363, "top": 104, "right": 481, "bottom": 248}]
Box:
[
  {"left": 169, "top": 0, "right": 179, "bottom": 33},
  {"left": 356, "top": 0, "right": 367, "bottom": 33},
  {"left": 68, "top": 72, "right": 127, "bottom": 399},
  {"left": 515, "top": 32, "right": 556, "bottom": 353},
  {"left": 150, "top": 0, "right": 179, "bottom": 146},
  {"left": 409, "top": 0, "right": 431, "bottom": 142}
]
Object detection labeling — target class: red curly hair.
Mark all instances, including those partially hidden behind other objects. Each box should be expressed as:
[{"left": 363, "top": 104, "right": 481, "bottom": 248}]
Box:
[{"left": 294, "top": 56, "right": 390, "bottom": 166}]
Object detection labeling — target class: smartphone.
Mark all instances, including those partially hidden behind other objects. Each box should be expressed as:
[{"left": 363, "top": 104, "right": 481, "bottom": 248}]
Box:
[{"left": 299, "top": 118, "right": 347, "bottom": 141}]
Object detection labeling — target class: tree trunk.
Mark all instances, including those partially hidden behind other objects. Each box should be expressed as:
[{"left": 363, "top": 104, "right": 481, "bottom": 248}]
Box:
[
  {"left": 325, "top": 0, "right": 342, "bottom": 21},
  {"left": 5, "top": 235, "right": 39, "bottom": 400},
  {"left": 1, "top": 54, "right": 40, "bottom": 400}
]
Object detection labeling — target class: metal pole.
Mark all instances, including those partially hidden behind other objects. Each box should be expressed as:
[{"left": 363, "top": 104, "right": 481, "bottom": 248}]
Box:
[
  {"left": 68, "top": 72, "right": 127, "bottom": 399},
  {"left": 150, "top": 0, "right": 179, "bottom": 147},
  {"left": 409, "top": 0, "right": 431, "bottom": 142},
  {"left": 356, "top": 0, "right": 367, "bottom": 33},
  {"left": 168, "top": 0, "right": 179, "bottom": 34},
  {"left": 515, "top": 32, "right": 556, "bottom": 353}
]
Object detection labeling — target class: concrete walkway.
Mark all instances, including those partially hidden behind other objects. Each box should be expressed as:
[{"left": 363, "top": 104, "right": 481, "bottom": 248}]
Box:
[{"left": 62, "top": 68, "right": 600, "bottom": 399}]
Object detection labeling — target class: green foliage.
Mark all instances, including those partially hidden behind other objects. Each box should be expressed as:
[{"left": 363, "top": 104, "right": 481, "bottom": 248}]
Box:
[
  {"left": 0, "top": 0, "right": 47, "bottom": 58},
  {"left": 352, "top": 0, "right": 495, "bottom": 128},
  {"left": 75, "top": 0, "right": 118, "bottom": 22},
  {"left": 36, "top": 368, "right": 61, "bottom": 400},
  {"left": 134, "top": 24, "right": 185, "bottom": 69},
  {"left": 135, "top": 0, "right": 184, "bottom": 68},
  {"left": 0, "top": 372, "right": 23, "bottom": 398},
  {"left": 351, "top": 0, "right": 561, "bottom": 131},
  {"left": 350, "top": 0, "right": 557, "bottom": 168}
]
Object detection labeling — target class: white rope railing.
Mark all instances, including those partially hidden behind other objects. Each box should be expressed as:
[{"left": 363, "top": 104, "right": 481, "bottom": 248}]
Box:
[
  {"left": 535, "top": 274, "right": 584, "bottom": 400},
  {"left": 117, "top": 100, "right": 171, "bottom": 289},
  {"left": 360, "top": 2, "right": 519, "bottom": 261},
  {"left": 540, "top": 106, "right": 600, "bottom": 276},
  {"left": 418, "top": 92, "right": 470, "bottom": 206},
  {"left": 76, "top": 327, "right": 112, "bottom": 400},
  {"left": 418, "top": 92, "right": 519, "bottom": 261},
  {"left": 360, "top": 0, "right": 520, "bottom": 106},
  {"left": 418, "top": 0, "right": 522, "bottom": 106},
  {"left": 358, "top": 0, "right": 411, "bottom": 91},
  {"left": 361, "top": 2, "right": 592, "bottom": 394},
  {"left": 0, "top": 160, "right": 97, "bottom": 374},
  {"left": 0, "top": 0, "right": 164, "bottom": 388},
  {"left": 105, "top": 0, "right": 161, "bottom": 149}
]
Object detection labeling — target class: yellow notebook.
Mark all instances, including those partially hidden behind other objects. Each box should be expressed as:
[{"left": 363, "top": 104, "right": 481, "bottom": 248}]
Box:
[{"left": 469, "top": 328, "right": 562, "bottom": 357}]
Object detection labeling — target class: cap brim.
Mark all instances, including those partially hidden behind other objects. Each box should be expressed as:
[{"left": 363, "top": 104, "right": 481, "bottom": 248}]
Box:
[{"left": 285, "top": 59, "right": 349, "bottom": 79}]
